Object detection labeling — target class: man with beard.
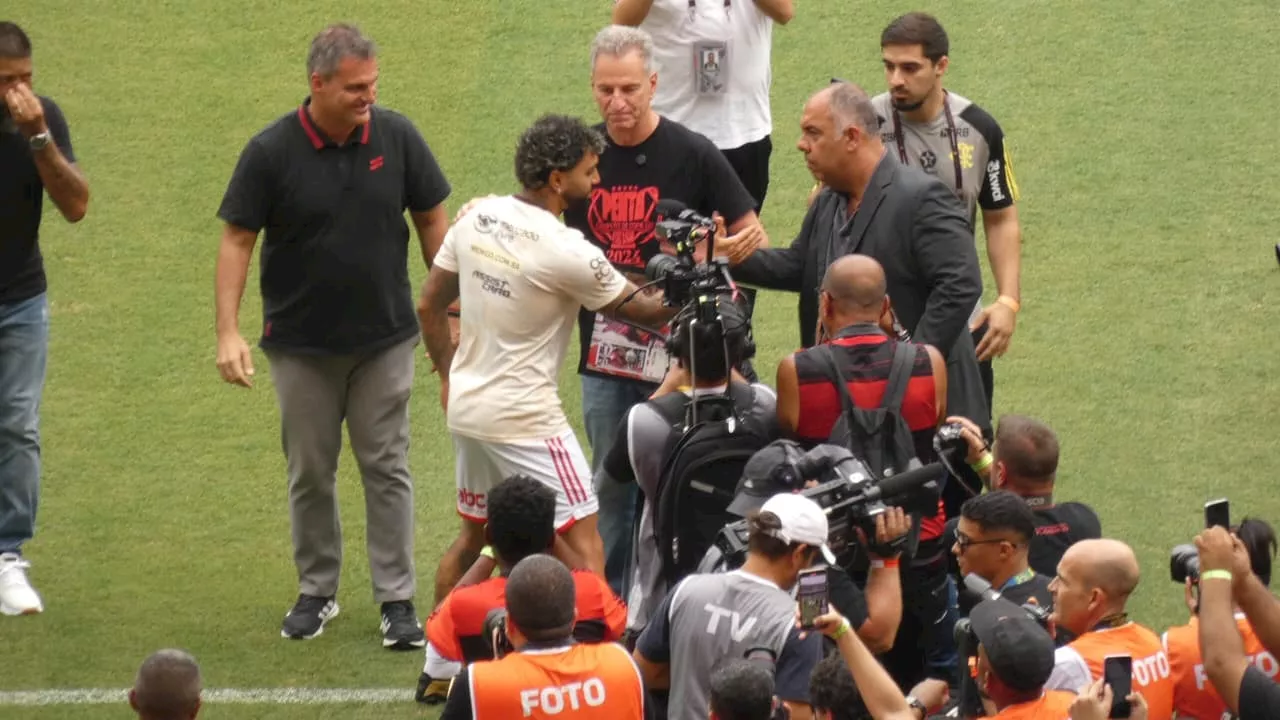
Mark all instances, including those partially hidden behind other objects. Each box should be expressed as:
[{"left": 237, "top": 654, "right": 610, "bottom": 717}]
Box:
[
  {"left": 872, "top": 12, "right": 1022, "bottom": 415},
  {"left": 563, "top": 25, "right": 763, "bottom": 599},
  {"left": 419, "top": 114, "right": 676, "bottom": 603}
]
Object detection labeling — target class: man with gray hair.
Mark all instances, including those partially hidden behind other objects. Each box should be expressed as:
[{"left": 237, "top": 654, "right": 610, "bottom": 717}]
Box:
[
  {"left": 562, "top": 24, "right": 764, "bottom": 600},
  {"left": 214, "top": 23, "right": 452, "bottom": 648},
  {"left": 129, "top": 649, "right": 202, "bottom": 720}
]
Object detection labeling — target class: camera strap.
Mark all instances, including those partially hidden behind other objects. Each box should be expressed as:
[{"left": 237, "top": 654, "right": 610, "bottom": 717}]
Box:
[{"left": 1092, "top": 612, "right": 1130, "bottom": 632}]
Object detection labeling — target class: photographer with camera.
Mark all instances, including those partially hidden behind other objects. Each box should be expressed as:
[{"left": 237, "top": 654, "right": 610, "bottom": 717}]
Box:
[
  {"left": 725, "top": 441, "right": 908, "bottom": 655},
  {"left": 775, "top": 254, "right": 953, "bottom": 689},
  {"left": 593, "top": 293, "right": 778, "bottom": 640},
  {"left": 952, "top": 492, "right": 1053, "bottom": 617},
  {"left": 634, "top": 493, "right": 830, "bottom": 720},
  {"left": 417, "top": 475, "right": 626, "bottom": 705},
  {"left": 952, "top": 597, "right": 1075, "bottom": 719},
  {"left": 438, "top": 554, "right": 643, "bottom": 719},
  {"left": 1184, "top": 525, "right": 1280, "bottom": 720},
  {"left": 1163, "top": 518, "right": 1277, "bottom": 719},
  {"left": 1043, "top": 540, "right": 1173, "bottom": 719},
  {"left": 944, "top": 415, "right": 1100, "bottom": 578}
]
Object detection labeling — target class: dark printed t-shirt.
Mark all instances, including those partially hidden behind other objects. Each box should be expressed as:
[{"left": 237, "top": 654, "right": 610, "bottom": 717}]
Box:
[{"left": 562, "top": 117, "right": 754, "bottom": 378}]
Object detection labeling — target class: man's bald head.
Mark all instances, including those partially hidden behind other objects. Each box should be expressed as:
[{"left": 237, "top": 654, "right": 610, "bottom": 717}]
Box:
[
  {"left": 1068, "top": 539, "right": 1141, "bottom": 600},
  {"left": 130, "top": 649, "right": 202, "bottom": 720},
  {"left": 822, "top": 254, "right": 887, "bottom": 318},
  {"left": 506, "top": 554, "right": 576, "bottom": 642}
]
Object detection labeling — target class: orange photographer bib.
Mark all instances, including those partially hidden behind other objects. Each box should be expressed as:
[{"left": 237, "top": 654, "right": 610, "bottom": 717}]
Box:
[
  {"left": 991, "top": 690, "right": 1075, "bottom": 719},
  {"left": 1069, "top": 623, "right": 1175, "bottom": 720},
  {"left": 470, "top": 642, "right": 643, "bottom": 719},
  {"left": 1165, "top": 615, "right": 1278, "bottom": 720}
]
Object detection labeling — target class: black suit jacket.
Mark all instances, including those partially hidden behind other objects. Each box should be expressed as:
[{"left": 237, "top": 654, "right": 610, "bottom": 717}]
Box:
[{"left": 734, "top": 154, "right": 991, "bottom": 427}]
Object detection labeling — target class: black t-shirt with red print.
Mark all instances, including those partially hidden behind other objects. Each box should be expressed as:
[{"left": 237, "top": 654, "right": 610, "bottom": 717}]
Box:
[{"left": 563, "top": 117, "right": 755, "bottom": 380}]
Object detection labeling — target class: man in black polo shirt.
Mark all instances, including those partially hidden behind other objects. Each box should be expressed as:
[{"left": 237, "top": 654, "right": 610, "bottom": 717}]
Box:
[
  {"left": 0, "top": 21, "right": 90, "bottom": 617},
  {"left": 214, "top": 24, "right": 451, "bottom": 648},
  {"left": 564, "top": 24, "right": 765, "bottom": 599}
]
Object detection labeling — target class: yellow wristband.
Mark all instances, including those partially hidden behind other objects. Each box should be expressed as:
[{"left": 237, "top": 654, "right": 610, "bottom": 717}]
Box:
[
  {"left": 479, "top": 546, "right": 495, "bottom": 560},
  {"left": 1201, "top": 569, "right": 1232, "bottom": 583},
  {"left": 997, "top": 295, "right": 1021, "bottom": 313},
  {"left": 970, "top": 452, "right": 994, "bottom": 473},
  {"left": 832, "top": 620, "right": 851, "bottom": 640}
]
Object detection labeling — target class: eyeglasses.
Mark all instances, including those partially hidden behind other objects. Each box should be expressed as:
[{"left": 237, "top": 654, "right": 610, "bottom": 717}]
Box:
[{"left": 954, "top": 532, "right": 1013, "bottom": 553}]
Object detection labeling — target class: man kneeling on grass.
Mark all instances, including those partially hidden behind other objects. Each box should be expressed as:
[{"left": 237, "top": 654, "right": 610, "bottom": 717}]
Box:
[{"left": 416, "top": 474, "right": 626, "bottom": 704}]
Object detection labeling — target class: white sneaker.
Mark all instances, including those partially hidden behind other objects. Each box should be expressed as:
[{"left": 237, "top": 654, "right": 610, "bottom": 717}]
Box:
[{"left": 0, "top": 553, "right": 44, "bottom": 616}]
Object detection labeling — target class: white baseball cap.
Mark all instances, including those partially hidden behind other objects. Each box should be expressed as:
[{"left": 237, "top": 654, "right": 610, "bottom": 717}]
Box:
[{"left": 759, "top": 493, "right": 837, "bottom": 565}]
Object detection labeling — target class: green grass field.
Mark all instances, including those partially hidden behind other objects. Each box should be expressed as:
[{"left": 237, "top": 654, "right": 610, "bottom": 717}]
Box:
[{"left": 2, "top": 0, "right": 1278, "bottom": 717}]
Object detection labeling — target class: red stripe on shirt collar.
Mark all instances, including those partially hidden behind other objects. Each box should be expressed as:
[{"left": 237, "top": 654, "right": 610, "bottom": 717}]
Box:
[{"left": 297, "top": 102, "right": 372, "bottom": 149}]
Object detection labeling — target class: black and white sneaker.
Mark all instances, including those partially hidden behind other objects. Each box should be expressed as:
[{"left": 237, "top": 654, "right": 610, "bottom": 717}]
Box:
[
  {"left": 380, "top": 600, "right": 425, "bottom": 650},
  {"left": 281, "top": 594, "right": 339, "bottom": 640}
]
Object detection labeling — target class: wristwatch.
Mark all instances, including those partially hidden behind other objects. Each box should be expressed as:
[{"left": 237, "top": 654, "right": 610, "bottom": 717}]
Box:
[
  {"left": 28, "top": 132, "right": 52, "bottom": 151},
  {"left": 906, "top": 695, "right": 928, "bottom": 717}
]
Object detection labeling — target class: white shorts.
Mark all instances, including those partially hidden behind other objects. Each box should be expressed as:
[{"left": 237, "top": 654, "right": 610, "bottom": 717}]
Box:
[{"left": 452, "top": 429, "right": 598, "bottom": 531}]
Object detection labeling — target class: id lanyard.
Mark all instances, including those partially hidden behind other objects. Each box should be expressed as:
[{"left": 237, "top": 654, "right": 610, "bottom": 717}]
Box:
[
  {"left": 1001, "top": 568, "right": 1036, "bottom": 592},
  {"left": 688, "top": 0, "right": 732, "bottom": 20},
  {"left": 892, "top": 91, "right": 964, "bottom": 193}
]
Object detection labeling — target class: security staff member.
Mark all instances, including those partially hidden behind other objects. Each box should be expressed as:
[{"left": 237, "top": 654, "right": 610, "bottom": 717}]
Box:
[
  {"left": 440, "top": 555, "right": 644, "bottom": 720},
  {"left": 873, "top": 13, "right": 1024, "bottom": 409},
  {"left": 214, "top": 24, "right": 451, "bottom": 646}
]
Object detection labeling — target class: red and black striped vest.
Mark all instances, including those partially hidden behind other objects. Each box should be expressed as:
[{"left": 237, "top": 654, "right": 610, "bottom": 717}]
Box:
[{"left": 792, "top": 324, "right": 944, "bottom": 538}]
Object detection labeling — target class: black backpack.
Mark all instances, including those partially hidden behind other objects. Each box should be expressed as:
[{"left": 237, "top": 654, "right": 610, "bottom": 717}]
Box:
[
  {"left": 650, "top": 383, "right": 773, "bottom": 586},
  {"left": 813, "top": 341, "right": 924, "bottom": 479}
]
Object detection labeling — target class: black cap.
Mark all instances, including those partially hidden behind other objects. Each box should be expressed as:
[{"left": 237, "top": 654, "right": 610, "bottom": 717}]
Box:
[
  {"left": 727, "top": 440, "right": 808, "bottom": 516},
  {"left": 969, "top": 598, "right": 1056, "bottom": 693}
]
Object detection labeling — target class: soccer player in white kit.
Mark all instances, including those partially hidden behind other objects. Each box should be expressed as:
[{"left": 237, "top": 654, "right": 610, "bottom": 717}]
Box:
[{"left": 418, "top": 114, "right": 675, "bottom": 601}]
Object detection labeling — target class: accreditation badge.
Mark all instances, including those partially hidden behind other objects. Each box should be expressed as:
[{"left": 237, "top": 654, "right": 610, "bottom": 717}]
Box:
[{"left": 693, "top": 41, "right": 729, "bottom": 95}]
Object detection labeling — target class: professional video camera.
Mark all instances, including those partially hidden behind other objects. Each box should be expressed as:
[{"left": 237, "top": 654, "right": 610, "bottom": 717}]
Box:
[
  {"left": 952, "top": 574, "right": 1054, "bottom": 718},
  {"left": 645, "top": 199, "right": 736, "bottom": 309},
  {"left": 697, "top": 426, "right": 970, "bottom": 574}
]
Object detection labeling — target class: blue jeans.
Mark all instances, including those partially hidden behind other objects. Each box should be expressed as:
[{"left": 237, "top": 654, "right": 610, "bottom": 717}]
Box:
[
  {"left": 581, "top": 374, "right": 654, "bottom": 598},
  {"left": 0, "top": 293, "right": 49, "bottom": 555}
]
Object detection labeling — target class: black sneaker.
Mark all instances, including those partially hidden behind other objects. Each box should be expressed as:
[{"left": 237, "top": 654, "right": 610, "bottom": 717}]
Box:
[
  {"left": 415, "top": 672, "right": 451, "bottom": 705},
  {"left": 380, "top": 600, "right": 425, "bottom": 650},
  {"left": 281, "top": 594, "right": 339, "bottom": 640}
]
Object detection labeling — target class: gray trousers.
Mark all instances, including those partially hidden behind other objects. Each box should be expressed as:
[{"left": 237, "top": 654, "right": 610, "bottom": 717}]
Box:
[{"left": 265, "top": 335, "right": 417, "bottom": 603}]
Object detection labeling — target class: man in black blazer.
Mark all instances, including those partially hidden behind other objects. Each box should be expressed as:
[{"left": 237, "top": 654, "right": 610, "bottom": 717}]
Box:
[
  {"left": 727, "top": 82, "right": 992, "bottom": 688},
  {"left": 729, "top": 81, "right": 990, "bottom": 436}
]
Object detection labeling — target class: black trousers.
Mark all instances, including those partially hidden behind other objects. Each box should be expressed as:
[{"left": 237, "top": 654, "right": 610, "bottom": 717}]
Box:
[
  {"left": 719, "top": 135, "right": 772, "bottom": 385},
  {"left": 942, "top": 324, "right": 995, "bottom": 519}
]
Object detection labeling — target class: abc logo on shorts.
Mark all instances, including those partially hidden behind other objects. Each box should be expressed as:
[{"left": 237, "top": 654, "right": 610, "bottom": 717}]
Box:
[{"left": 458, "top": 489, "right": 487, "bottom": 510}]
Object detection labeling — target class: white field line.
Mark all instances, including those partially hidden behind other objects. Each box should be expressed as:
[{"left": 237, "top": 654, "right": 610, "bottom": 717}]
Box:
[{"left": 0, "top": 688, "right": 415, "bottom": 706}]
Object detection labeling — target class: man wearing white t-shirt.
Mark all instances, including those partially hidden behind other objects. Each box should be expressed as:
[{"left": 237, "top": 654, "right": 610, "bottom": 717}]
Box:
[
  {"left": 418, "top": 114, "right": 676, "bottom": 602},
  {"left": 613, "top": 0, "right": 793, "bottom": 213}
]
